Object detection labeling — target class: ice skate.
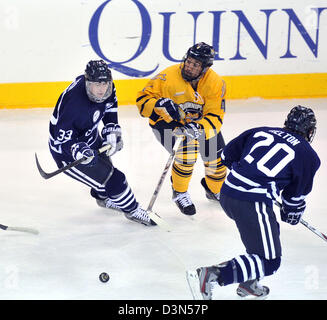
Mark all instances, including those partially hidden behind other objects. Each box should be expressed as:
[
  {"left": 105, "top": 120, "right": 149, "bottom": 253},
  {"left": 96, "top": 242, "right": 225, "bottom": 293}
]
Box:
[
  {"left": 172, "top": 189, "right": 196, "bottom": 215},
  {"left": 96, "top": 197, "right": 121, "bottom": 211},
  {"left": 124, "top": 205, "right": 156, "bottom": 226},
  {"left": 236, "top": 279, "right": 269, "bottom": 299},
  {"left": 91, "top": 188, "right": 121, "bottom": 211},
  {"left": 201, "top": 178, "right": 220, "bottom": 202},
  {"left": 196, "top": 266, "right": 221, "bottom": 300}
]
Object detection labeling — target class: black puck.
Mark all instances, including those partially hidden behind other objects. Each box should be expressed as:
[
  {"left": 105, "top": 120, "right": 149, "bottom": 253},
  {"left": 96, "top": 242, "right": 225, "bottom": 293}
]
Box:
[{"left": 99, "top": 272, "right": 110, "bottom": 283}]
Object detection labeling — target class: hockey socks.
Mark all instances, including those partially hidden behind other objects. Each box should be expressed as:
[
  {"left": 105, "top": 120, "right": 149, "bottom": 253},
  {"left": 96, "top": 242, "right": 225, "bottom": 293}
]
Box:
[
  {"left": 103, "top": 168, "right": 138, "bottom": 213},
  {"left": 217, "top": 254, "right": 281, "bottom": 286},
  {"left": 107, "top": 185, "right": 138, "bottom": 213}
]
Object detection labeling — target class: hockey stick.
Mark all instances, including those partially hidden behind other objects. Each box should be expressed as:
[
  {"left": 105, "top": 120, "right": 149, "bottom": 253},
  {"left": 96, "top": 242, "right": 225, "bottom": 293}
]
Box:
[
  {"left": 35, "top": 144, "right": 111, "bottom": 180},
  {"left": 146, "top": 136, "right": 184, "bottom": 231},
  {"left": 0, "top": 223, "right": 39, "bottom": 235},
  {"left": 299, "top": 219, "right": 327, "bottom": 243},
  {"left": 275, "top": 202, "right": 327, "bottom": 243}
]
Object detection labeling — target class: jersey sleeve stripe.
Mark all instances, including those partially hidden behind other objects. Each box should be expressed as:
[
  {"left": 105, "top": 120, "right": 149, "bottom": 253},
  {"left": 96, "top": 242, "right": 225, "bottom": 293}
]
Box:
[
  {"left": 206, "top": 113, "right": 223, "bottom": 124},
  {"left": 140, "top": 98, "right": 151, "bottom": 114},
  {"left": 203, "top": 116, "right": 217, "bottom": 131},
  {"left": 136, "top": 94, "right": 147, "bottom": 102}
]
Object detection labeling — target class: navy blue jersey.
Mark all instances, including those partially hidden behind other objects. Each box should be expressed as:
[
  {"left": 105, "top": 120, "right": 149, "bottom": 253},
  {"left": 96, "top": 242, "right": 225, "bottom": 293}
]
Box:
[
  {"left": 221, "top": 126, "right": 320, "bottom": 207},
  {"left": 49, "top": 75, "right": 118, "bottom": 163}
]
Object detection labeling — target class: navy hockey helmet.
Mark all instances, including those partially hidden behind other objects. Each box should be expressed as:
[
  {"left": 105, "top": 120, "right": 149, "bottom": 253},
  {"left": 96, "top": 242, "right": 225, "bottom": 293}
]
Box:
[
  {"left": 85, "top": 60, "right": 112, "bottom": 82},
  {"left": 85, "top": 60, "right": 113, "bottom": 103},
  {"left": 181, "top": 42, "right": 215, "bottom": 81},
  {"left": 284, "top": 105, "right": 317, "bottom": 143}
]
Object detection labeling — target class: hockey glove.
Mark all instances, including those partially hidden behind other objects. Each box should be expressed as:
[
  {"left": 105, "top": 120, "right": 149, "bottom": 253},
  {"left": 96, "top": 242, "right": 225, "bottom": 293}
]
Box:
[
  {"left": 71, "top": 142, "right": 97, "bottom": 167},
  {"left": 154, "top": 98, "right": 181, "bottom": 123},
  {"left": 101, "top": 123, "right": 123, "bottom": 157},
  {"left": 173, "top": 122, "right": 203, "bottom": 141},
  {"left": 280, "top": 201, "right": 306, "bottom": 225}
]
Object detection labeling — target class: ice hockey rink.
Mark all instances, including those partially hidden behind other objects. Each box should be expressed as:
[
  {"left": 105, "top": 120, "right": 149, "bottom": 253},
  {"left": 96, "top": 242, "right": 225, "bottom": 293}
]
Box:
[{"left": 0, "top": 97, "right": 326, "bottom": 301}]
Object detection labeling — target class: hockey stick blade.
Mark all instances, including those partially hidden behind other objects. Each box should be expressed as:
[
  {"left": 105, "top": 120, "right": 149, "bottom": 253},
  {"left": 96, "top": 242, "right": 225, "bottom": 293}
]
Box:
[
  {"left": 35, "top": 144, "right": 111, "bottom": 180},
  {"left": 147, "top": 211, "right": 172, "bottom": 232},
  {"left": 0, "top": 224, "right": 39, "bottom": 235},
  {"left": 35, "top": 152, "right": 85, "bottom": 179},
  {"left": 186, "top": 270, "right": 203, "bottom": 300}
]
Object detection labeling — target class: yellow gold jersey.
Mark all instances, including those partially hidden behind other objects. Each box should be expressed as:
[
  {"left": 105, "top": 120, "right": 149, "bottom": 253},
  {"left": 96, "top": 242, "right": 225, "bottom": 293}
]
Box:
[{"left": 136, "top": 63, "right": 226, "bottom": 139}]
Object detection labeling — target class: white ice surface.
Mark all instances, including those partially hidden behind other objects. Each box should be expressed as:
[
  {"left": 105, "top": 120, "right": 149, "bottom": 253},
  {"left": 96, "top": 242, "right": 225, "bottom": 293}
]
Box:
[{"left": 0, "top": 98, "right": 326, "bottom": 300}]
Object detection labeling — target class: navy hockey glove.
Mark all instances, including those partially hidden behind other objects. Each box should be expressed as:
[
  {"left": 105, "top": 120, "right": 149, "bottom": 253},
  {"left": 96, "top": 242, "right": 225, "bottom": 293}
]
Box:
[
  {"left": 154, "top": 98, "right": 181, "bottom": 123},
  {"left": 173, "top": 122, "right": 203, "bottom": 141},
  {"left": 71, "top": 142, "right": 97, "bottom": 167},
  {"left": 101, "top": 123, "right": 123, "bottom": 157},
  {"left": 280, "top": 202, "right": 306, "bottom": 225}
]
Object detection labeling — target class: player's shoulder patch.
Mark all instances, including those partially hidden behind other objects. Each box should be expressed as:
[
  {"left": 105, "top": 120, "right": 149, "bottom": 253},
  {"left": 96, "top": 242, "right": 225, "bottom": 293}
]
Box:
[
  {"left": 151, "top": 64, "right": 179, "bottom": 81},
  {"left": 151, "top": 73, "right": 167, "bottom": 81}
]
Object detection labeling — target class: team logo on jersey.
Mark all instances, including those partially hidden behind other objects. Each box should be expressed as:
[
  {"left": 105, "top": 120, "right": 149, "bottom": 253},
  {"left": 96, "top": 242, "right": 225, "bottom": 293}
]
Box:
[
  {"left": 179, "top": 102, "right": 203, "bottom": 122},
  {"left": 93, "top": 110, "right": 100, "bottom": 123}
]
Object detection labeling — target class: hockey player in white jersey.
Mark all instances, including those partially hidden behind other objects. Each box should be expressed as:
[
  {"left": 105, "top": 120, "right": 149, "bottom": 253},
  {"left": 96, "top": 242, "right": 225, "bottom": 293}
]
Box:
[{"left": 187, "top": 106, "right": 320, "bottom": 299}]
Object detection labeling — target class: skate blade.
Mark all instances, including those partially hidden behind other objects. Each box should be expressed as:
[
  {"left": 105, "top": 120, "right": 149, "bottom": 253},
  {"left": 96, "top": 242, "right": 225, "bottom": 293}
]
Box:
[
  {"left": 236, "top": 294, "right": 269, "bottom": 300},
  {"left": 97, "top": 203, "right": 122, "bottom": 213},
  {"left": 186, "top": 270, "right": 203, "bottom": 300},
  {"left": 236, "top": 290, "right": 269, "bottom": 300},
  {"left": 108, "top": 207, "right": 122, "bottom": 213}
]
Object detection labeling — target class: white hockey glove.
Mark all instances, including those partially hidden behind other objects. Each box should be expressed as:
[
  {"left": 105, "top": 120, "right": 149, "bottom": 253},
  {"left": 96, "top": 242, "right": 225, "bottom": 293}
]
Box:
[
  {"left": 71, "top": 142, "right": 97, "bottom": 167},
  {"left": 101, "top": 123, "right": 123, "bottom": 157}
]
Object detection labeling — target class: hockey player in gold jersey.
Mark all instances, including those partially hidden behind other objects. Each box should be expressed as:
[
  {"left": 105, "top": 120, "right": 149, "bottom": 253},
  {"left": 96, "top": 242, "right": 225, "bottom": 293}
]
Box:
[{"left": 136, "top": 42, "right": 227, "bottom": 215}]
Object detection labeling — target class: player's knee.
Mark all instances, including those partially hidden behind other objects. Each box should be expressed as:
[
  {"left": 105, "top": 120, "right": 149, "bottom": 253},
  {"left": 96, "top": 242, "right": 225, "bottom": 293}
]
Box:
[
  {"left": 263, "top": 257, "right": 281, "bottom": 276},
  {"left": 105, "top": 168, "right": 127, "bottom": 196},
  {"left": 175, "top": 152, "right": 198, "bottom": 166}
]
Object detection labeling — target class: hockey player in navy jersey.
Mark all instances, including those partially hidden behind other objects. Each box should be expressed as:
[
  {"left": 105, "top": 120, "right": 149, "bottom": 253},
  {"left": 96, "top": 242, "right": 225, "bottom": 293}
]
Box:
[
  {"left": 49, "top": 60, "right": 155, "bottom": 227},
  {"left": 188, "top": 106, "right": 320, "bottom": 299}
]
